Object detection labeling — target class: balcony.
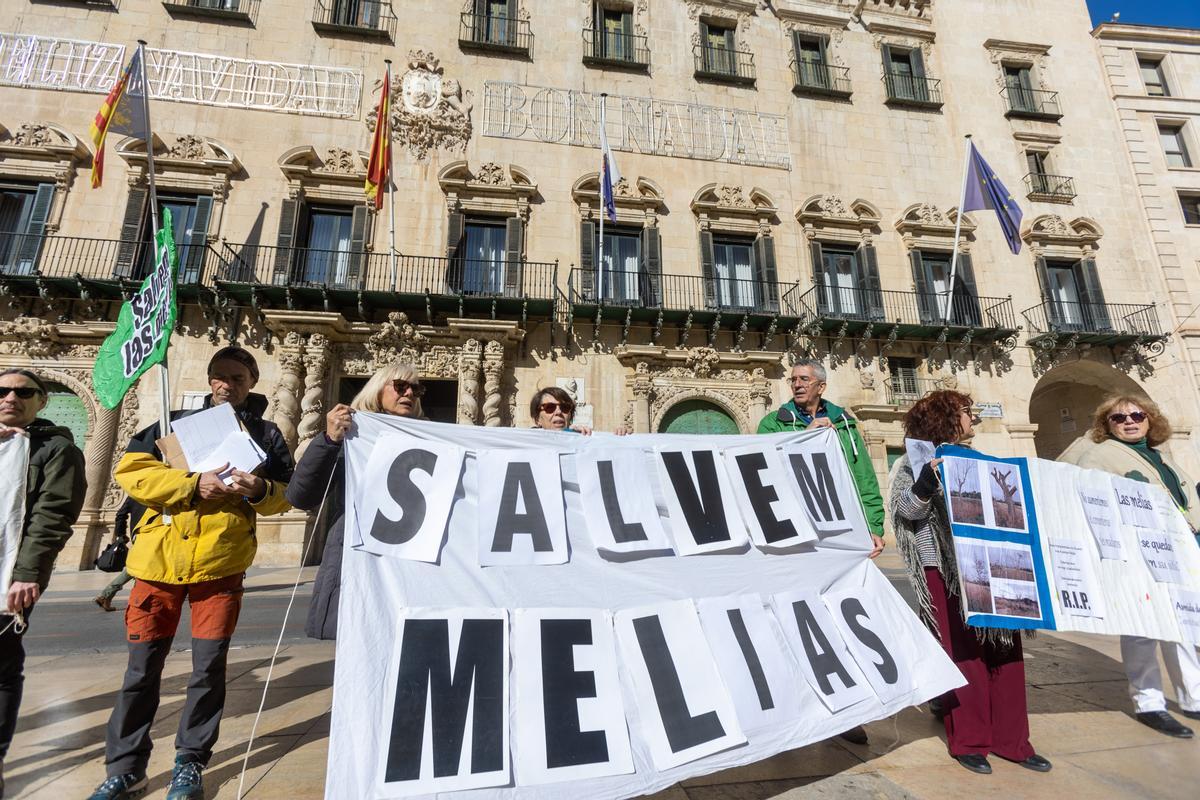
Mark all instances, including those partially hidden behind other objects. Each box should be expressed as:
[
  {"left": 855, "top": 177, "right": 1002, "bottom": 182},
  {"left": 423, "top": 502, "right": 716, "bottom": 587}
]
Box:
[
  {"left": 785, "top": 284, "right": 1018, "bottom": 343},
  {"left": 1022, "top": 300, "right": 1165, "bottom": 348},
  {"left": 582, "top": 27, "right": 649, "bottom": 70},
  {"left": 312, "top": 0, "right": 395, "bottom": 40},
  {"left": 1002, "top": 87, "right": 1062, "bottom": 121},
  {"left": 883, "top": 71, "right": 943, "bottom": 109},
  {"left": 32, "top": 0, "right": 119, "bottom": 7},
  {"left": 792, "top": 62, "right": 852, "bottom": 99},
  {"left": 459, "top": 12, "right": 534, "bottom": 57},
  {"left": 885, "top": 376, "right": 938, "bottom": 407},
  {"left": 1024, "top": 173, "right": 1077, "bottom": 203},
  {"left": 693, "top": 44, "right": 756, "bottom": 85},
  {"left": 163, "top": 0, "right": 258, "bottom": 23}
]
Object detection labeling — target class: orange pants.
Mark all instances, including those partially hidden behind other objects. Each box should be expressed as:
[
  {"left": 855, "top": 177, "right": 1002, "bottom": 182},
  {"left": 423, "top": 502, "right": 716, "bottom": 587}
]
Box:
[{"left": 125, "top": 573, "right": 244, "bottom": 643}]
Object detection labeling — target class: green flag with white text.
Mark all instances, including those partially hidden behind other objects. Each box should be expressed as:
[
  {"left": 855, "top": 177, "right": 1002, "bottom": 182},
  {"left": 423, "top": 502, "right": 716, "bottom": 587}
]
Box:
[{"left": 93, "top": 207, "right": 178, "bottom": 410}]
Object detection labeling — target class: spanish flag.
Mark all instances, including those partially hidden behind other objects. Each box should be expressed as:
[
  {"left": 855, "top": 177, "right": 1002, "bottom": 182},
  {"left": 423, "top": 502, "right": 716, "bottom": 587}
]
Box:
[
  {"left": 89, "top": 49, "right": 149, "bottom": 189},
  {"left": 364, "top": 67, "right": 391, "bottom": 210}
]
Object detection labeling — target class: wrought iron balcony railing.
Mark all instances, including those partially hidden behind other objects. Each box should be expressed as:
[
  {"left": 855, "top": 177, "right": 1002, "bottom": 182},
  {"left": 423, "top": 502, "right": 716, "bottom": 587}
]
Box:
[
  {"left": 38, "top": 0, "right": 119, "bottom": 7},
  {"left": 693, "top": 44, "right": 756, "bottom": 85},
  {"left": 884, "top": 376, "right": 939, "bottom": 406},
  {"left": 792, "top": 62, "right": 852, "bottom": 97},
  {"left": 459, "top": 12, "right": 534, "bottom": 56},
  {"left": 568, "top": 268, "right": 782, "bottom": 316},
  {"left": 0, "top": 232, "right": 212, "bottom": 285},
  {"left": 1024, "top": 173, "right": 1077, "bottom": 203},
  {"left": 1002, "top": 87, "right": 1063, "bottom": 120},
  {"left": 883, "top": 71, "right": 943, "bottom": 108},
  {"left": 786, "top": 283, "right": 1017, "bottom": 340},
  {"left": 1022, "top": 300, "right": 1164, "bottom": 344},
  {"left": 582, "top": 27, "right": 649, "bottom": 69},
  {"left": 162, "top": 0, "right": 259, "bottom": 23},
  {"left": 312, "top": 0, "right": 396, "bottom": 39}
]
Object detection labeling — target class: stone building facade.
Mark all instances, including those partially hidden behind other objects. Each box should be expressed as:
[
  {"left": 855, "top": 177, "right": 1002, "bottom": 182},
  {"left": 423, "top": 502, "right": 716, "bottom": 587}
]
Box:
[{"left": 1, "top": 0, "right": 1196, "bottom": 568}]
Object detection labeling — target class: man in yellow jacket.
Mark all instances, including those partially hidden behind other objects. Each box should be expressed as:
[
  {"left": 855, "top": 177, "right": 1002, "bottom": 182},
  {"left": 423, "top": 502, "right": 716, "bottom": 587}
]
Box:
[{"left": 88, "top": 347, "right": 293, "bottom": 800}]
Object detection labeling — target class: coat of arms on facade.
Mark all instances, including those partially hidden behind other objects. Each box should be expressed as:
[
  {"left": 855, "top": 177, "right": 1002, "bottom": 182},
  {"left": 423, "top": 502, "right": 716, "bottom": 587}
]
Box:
[{"left": 371, "top": 50, "right": 473, "bottom": 161}]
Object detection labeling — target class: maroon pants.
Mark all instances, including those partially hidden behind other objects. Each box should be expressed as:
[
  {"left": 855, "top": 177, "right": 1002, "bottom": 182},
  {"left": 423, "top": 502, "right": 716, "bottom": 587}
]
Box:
[{"left": 925, "top": 566, "right": 1035, "bottom": 760}]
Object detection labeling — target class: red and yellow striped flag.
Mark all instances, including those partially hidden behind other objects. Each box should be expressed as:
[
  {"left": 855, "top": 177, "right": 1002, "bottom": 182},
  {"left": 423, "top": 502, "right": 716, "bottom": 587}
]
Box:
[
  {"left": 365, "top": 68, "right": 391, "bottom": 210},
  {"left": 89, "top": 50, "right": 146, "bottom": 189}
]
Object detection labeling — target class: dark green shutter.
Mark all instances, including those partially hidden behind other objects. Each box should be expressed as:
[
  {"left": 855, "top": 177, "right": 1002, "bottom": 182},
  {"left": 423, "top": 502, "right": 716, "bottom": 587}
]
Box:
[
  {"left": 1035, "top": 255, "right": 1063, "bottom": 327},
  {"left": 505, "top": 0, "right": 517, "bottom": 45},
  {"left": 858, "top": 244, "right": 885, "bottom": 320},
  {"left": 1077, "top": 258, "right": 1111, "bottom": 331},
  {"left": 955, "top": 252, "right": 982, "bottom": 326},
  {"left": 181, "top": 194, "right": 212, "bottom": 285},
  {"left": 346, "top": 203, "right": 370, "bottom": 289},
  {"left": 809, "top": 240, "right": 828, "bottom": 314},
  {"left": 579, "top": 220, "right": 596, "bottom": 300},
  {"left": 910, "top": 249, "right": 935, "bottom": 324},
  {"left": 114, "top": 187, "right": 147, "bottom": 278},
  {"left": 640, "top": 226, "right": 661, "bottom": 306},
  {"left": 446, "top": 211, "right": 464, "bottom": 258},
  {"left": 504, "top": 216, "right": 523, "bottom": 295},
  {"left": 272, "top": 198, "right": 301, "bottom": 285},
  {"left": 910, "top": 48, "right": 929, "bottom": 101},
  {"left": 753, "top": 233, "right": 779, "bottom": 313},
  {"left": 14, "top": 182, "right": 54, "bottom": 273},
  {"left": 473, "top": 0, "right": 487, "bottom": 40},
  {"left": 699, "top": 229, "right": 717, "bottom": 308}
]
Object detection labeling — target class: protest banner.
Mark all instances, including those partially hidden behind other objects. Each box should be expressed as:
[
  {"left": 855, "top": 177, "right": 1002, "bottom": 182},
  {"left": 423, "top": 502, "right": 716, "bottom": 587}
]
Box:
[
  {"left": 329, "top": 416, "right": 965, "bottom": 800},
  {"left": 0, "top": 435, "right": 29, "bottom": 608},
  {"left": 938, "top": 447, "right": 1200, "bottom": 642}
]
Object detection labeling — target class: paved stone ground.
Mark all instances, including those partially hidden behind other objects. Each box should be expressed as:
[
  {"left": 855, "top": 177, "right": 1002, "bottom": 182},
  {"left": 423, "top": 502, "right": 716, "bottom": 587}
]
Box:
[{"left": 6, "top": 556, "right": 1198, "bottom": 799}]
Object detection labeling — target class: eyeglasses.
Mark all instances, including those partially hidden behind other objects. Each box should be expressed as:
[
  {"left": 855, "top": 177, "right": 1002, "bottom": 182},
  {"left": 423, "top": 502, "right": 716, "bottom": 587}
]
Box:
[
  {"left": 538, "top": 402, "right": 573, "bottom": 415},
  {"left": 391, "top": 380, "right": 425, "bottom": 398},
  {"left": 959, "top": 406, "right": 982, "bottom": 424},
  {"left": 0, "top": 387, "right": 41, "bottom": 399},
  {"left": 787, "top": 376, "right": 823, "bottom": 386},
  {"left": 1109, "top": 411, "right": 1147, "bottom": 424}
]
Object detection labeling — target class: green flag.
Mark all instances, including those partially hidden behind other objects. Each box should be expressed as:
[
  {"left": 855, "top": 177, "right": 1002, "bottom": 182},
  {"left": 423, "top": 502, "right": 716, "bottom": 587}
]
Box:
[{"left": 93, "top": 207, "right": 178, "bottom": 410}]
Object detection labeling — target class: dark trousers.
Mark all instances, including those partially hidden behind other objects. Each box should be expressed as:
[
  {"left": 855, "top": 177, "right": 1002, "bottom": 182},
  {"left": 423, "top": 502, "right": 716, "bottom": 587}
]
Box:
[
  {"left": 104, "top": 575, "right": 243, "bottom": 776},
  {"left": 925, "top": 566, "right": 1035, "bottom": 760},
  {"left": 0, "top": 606, "right": 32, "bottom": 760}
]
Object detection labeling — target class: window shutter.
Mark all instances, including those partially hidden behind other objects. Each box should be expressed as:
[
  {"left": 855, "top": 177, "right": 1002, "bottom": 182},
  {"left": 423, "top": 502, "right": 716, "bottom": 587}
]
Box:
[
  {"left": 909, "top": 249, "right": 935, "bottom": 324},
  {"left": 579, "top": 220, "right": 596, "bottom": 300},
  {"left": 504, "top": 215, "right": 524, "bottom": 295},
  {"left": 858, "top": 243, "right": 885, "bottom": 320},
  {"left": 752, "top": 233, "right": 779, "bottom": 313},
  {"left": 699, "top": 229, "right": 717, "bottom": 308},
  {"left": 910, "top": 47, "right": 929, "bottom": 101},
  {"left": 14, "top": 182, "right": 54, "bottom": 274},
  {"left": 880, "top": 43, "right": 893, "bottom": 73},
  {"left": 1034, "top": 255, "right": 1063, "bottom": 327},
  {"left": 1077, "top": 258, "right": 1112, "bottom": 331},
  {"left": 954, "top": 252, "right": 982, "bottom": 326},
  {"left": 181, "top": 194, "right": 213, "bottom": 285},
  {"left": 809, "top": 240, "right": 827, "bottom": 314},
  {"left": 272, "top": 197, "right": 301, "bottom": 286},
  {"left": 505, "top": 0, "right": 518, "bottom": 45},
  {"left": 114, "top": 187, "right": 148, "bottom": 278},
  {"left": 640, "top": 226, "right": 661, "bottom": 307},
  {"left": 446, "top": 210, "right": 464, "bottom": 259},
  {"left": 346, "top": 203, "right": 370, "bottom": 289}
]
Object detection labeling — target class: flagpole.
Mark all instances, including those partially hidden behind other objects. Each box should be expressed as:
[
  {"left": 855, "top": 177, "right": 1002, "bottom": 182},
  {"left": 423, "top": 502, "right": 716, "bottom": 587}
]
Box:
[
  {"left": 598, "top": 93, "right": 607, "bottom": 303},
  {"left": 385, "top": 59, "right": 398, "bottom": 293},
  {"left": 943, "top": 134, "right": 972, "bottom": 325},
  {"left": 136, "top": 39, "right": 172, "bottom": 437}
]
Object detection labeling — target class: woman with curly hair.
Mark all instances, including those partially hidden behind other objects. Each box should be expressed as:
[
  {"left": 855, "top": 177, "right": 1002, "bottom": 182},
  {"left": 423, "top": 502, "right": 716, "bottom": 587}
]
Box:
[
  {"left": 887, "top": 390, "right": 1051, "bottom": 775},
  {"left": 1059, "top": 395, "right": 1200, "bottom": 738}
]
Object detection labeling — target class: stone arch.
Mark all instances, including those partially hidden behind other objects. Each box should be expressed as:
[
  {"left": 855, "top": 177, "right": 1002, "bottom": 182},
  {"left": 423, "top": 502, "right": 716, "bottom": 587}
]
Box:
[
  {"left": 1029, "top": 359, "right": 1146, "bottom": 460},
  {"left": 652, "top": 389, "right": 750, "bottom": 434},
  {"left": 34, "top": 368, "right": 98, "bottom": 441}
]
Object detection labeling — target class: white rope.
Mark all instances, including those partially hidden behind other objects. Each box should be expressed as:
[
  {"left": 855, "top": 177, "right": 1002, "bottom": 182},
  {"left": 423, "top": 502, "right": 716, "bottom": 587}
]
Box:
[
  {"left": 0, "top": 610, "right": 26, "bottom": 637},
  {"left": 236, "top": 466, "right": 336, "bottom": 799}
]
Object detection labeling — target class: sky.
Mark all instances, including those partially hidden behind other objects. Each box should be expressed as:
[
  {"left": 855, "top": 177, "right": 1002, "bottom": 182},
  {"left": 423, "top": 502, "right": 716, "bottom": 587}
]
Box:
[{"left": 1087, "top": 0, "right": 1200, "bottom": 28}]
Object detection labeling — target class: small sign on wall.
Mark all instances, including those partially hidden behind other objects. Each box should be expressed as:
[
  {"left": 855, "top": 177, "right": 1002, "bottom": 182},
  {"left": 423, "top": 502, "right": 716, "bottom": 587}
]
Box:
[{"left": 976, "top": 402, "right": 1004, "bottom": 419}]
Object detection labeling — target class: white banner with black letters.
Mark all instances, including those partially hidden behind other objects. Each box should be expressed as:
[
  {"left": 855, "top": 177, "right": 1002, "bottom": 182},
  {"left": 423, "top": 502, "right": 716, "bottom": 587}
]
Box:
[{"left": 329, "top": 415, "right": 965, "bottom": 800}]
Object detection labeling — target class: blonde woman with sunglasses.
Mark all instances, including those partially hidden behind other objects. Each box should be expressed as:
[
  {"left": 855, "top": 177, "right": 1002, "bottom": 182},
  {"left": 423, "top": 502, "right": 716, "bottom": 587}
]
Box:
[
  {"left": 1060, "top": 394, "right": 1200, "bottom": 739},
  {"left": 286, "top": 361, "right": 425, "bottom": 640}
]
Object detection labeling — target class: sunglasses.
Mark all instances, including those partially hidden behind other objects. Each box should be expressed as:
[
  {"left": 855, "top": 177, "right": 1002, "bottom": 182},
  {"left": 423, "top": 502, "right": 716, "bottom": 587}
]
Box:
[
  {"left": 538, "top": 402, "right": 573, "bottom": 415},
  {"left": 1109, "top": 411, "right": 1147, "bottom": 424},
  {"left": 0, "top": 387, "right": 42, "bottom": 399},
  {"left": 391, "top": 379, "right": 425, "bottom": 398}
]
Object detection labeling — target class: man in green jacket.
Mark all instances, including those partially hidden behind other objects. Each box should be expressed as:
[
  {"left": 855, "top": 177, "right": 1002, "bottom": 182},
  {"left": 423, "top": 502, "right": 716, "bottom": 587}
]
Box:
[{"left": 0, "top": 368, "right": 86, "bottom": 796}]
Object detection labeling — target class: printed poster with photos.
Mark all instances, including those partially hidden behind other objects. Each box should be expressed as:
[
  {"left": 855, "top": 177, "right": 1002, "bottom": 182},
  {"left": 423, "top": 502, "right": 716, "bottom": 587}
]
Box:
[{"left": 938, "top": 445, "right": 1056, "bottom": 631}]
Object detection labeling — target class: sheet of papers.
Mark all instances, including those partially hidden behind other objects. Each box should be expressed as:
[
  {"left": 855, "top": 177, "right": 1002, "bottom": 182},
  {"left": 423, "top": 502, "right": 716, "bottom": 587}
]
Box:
[
  {"left": 905, "top": 438, "right": 935, "bottom": 478},
  {"left": 192, "top": 430, "right": 266, "bottom": 482},
  {"left": 1049, "top": 539, "right": 1104, "bottom": 619},
  {"left": 172, "top": 404, "right": 265, "bottom": 480}
]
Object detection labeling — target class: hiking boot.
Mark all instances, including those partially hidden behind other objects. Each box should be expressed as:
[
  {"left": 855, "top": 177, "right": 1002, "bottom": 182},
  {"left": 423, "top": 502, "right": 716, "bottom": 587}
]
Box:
[
  {"left": 86, "top": 773, "right": 147, "bottom": 800},
  {"left": 165, "top": 756, "right": 204, "bottom": 800},
  {"left": 94, "top": 595, "right": 115, "bottom": 612}
]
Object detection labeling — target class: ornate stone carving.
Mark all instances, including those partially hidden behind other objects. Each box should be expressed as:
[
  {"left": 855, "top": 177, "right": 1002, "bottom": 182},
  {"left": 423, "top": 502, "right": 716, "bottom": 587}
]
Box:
[
  {"left": 716, "top": 185, "right": 753, "bottom": 209},
  {"left": 167, "top": 134, "right": 209, "bottom": 161},
  {"left": 297, "top": 333, "right": 331, "bottom": 452},
  {"left": 632, "top": 361, "right": 653, "bottom": 398},
  {"left": 685, "top": 347, "right": 722, "bottom": 378},
  {"left": 458, "top": 339, "right": 482, "bottom": 425},
  {"left": 12, "top": 123, "right": 53, "bottom": 148},
  {"left": 104, "top": 389, "right": 141, "bottom": 510},
  {"left": 685, "top": 1, "right": 755, "bottom": 50},
  {"left": 475, "top": 162, "right": 507, "bottom": 186},
  {"left": 323, "top": 147, "right": 359, "bottom": 175},
  {"left": 0, "top": 317, "right": 62, "bottom": 358},
  {"left": 482, "top": 340, "right": 504, "bottom": 427},
  {"left": 367, "top": 312, "right": 429, "bottom": 365},
  {"left": 269, "top": 331, "right": 305, "bottom": 451},
  {"left": 377, "top": 49, "right": 474, "bottom": 160}
]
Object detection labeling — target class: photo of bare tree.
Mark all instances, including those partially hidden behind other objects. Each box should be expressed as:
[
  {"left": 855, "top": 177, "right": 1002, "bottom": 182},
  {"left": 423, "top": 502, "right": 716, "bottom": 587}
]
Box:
[
  {"left": 988, "top": 544, "right": 1035, "bottom": 582},
  {"left": 946, "top": 458, "right": 986, "bottom": 526},
  {"left": 992, "top": 579, "right": 1042, "bottom": 619},
  {"left": 988, "top": 463, "right": 1027, "bottom": 531},
  {"left": 954, "top": 540, "right": 993, "bottom": 614}
]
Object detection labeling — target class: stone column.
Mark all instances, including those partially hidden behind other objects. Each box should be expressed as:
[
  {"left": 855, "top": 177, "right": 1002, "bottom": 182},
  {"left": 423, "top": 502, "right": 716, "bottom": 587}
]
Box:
[
  {"left": 296, "top": 333, "right": 331, "bottom": 459},
  {"left": 749, "top": 369, "right": 772, "bottom": 426},
  {"left": 631, "top": 361, "right": 652, "bottom": 433},
  {"left": 73, "top": 402, "right": 122, "bottom": 569},
  {"left": 1004, "top": 423, "right": 1040, "bottom": 460},
  {"left": 269, "top": 331, "right": 305, "bottom": 452},
  {"left": 482, "top": 341, "right": 504, "bottom": 427},
  {"left": 457, "top": 339, "right": 482, "bottom": 425}
]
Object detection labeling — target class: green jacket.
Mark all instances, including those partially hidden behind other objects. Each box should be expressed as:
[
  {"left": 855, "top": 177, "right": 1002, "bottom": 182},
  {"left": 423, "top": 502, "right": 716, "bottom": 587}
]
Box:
[
  {"left": 757, "top": 399, "right": 884, "bottom": 535},
  {"left": 15, "top": 419, "right": 87, "bottom": 591}
]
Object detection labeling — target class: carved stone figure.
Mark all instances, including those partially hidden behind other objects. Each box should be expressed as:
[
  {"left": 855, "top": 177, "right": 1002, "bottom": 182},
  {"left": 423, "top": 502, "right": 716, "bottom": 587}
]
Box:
[
  {"left": 482, "top": 341, "right": 504, "bottom": 427},
  {"left": 168, "top": 134, "right": 209, "bottom": 161},
  {"left": 297, "top": 334, "right": 331, "bottom": 454},
  {"left": 11, "top": 123, "right": 53, "bottom": 148},
  {"left": 380, "top": 50, "right": 473, "bottom": 160},
  {"left": 458, "top": 339, "right": 482, "bottom": 425},
  {"left": 323, "top": 147, "right": 359, "bottom": 175}
]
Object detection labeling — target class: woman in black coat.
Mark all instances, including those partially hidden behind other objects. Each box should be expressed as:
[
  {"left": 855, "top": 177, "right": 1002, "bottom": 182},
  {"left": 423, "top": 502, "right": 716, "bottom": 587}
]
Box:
[{"left": 287, "top": 361, "right": 424, "bottom": 639}]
